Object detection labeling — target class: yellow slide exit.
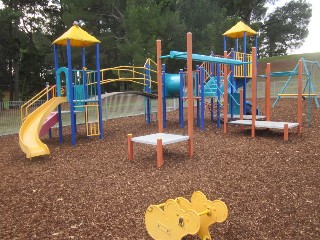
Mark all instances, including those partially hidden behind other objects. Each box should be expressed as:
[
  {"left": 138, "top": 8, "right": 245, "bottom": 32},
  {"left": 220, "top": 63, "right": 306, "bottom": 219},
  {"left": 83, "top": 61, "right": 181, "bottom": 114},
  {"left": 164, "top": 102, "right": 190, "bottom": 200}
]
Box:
[{"left": 19, "top": 97, "right": 67, "bottom": 158}]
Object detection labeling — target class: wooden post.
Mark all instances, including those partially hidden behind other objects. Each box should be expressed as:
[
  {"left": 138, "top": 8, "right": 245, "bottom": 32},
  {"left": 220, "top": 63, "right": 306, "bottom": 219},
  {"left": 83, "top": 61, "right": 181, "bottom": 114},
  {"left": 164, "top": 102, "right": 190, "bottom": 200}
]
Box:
[
  {"left": 266, "top": 63, "right": 271, "bottom": 121},
  {"left": 187, "top": 32, "right": 194, "bottom": 157},
  {"left": 284, "top": 123, "right": 289, "bottom": 142},
  {"left": 157, "top": 138, "right": 163, "bottom": 168},
  {"left": 223, "top": 51, "right": 228, "bottom": 133},
  {"left": 128, "top": 134, "right": 133, "bottom": 160},
  {"left": 251, "top": 47, "right": 257, "bottom": 138},
  {"left": 156, "top": 40, "right": 163, "bottom": 133},
  {"left": 297, "top": 60, "right": 303, "bottom": 134}
]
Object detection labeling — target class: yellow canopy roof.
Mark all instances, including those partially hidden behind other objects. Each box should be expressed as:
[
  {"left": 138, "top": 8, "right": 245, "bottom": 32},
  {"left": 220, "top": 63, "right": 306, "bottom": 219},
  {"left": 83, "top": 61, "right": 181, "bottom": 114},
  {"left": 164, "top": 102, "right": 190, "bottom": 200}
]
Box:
[
  {"left": 53, "top": 24, "right": 100, "bottom": 47},
  {"left": 223, "top": 21, "right": 257, "bottom": 39}
]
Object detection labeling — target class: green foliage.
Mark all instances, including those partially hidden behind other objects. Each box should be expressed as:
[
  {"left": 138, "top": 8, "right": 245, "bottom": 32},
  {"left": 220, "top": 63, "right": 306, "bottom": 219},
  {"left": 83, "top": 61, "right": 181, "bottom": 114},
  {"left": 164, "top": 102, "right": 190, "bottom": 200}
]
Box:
[
  {"left": 262, "top": 0, "right": 312, "bottom": 57},
  {"left": 0, "top": 0, "right": 313, "bottom": 95}
]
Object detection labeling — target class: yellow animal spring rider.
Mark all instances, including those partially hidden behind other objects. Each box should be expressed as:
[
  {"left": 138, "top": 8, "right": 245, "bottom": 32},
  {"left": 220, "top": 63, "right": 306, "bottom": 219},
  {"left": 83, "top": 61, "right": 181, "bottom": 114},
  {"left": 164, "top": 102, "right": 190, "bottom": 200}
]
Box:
[{"left": 145, "top": 191, "right": 228, "bottom": 240}]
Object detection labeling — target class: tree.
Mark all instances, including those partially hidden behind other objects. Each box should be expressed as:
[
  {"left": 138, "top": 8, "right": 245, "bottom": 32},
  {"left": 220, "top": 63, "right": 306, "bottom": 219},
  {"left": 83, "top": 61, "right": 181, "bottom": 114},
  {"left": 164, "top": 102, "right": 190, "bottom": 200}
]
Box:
[
  {"left": 262, "top": 0, "right": 312, "bottom": 57},
  {"left": 0, "top": 0, "right": 60, "bottom": 100},
  {"left": 0, "top": 6, "right": 21, "bottom": 101},
  {"left": 216, "top": 0, "right": 276, "bottom": 24}
]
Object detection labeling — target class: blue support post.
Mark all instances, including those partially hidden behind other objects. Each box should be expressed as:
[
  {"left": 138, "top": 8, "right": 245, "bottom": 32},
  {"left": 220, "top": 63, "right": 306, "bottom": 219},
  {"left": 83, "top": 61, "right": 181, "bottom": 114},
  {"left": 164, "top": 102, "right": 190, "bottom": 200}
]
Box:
[
  {"left": 210, "top": 52, "right": 215, "bottom": 122},
  {"left": 67, "top": 40, "right": 76, "bottom": 146},
  {"left": 162, "top": 64, "right": 166, "bottom": 129},
  {"left": 200, "top": 67, "right": 205, "bottom": 131},
  {"left": 235, "top": 38, "right": 239, "bottom": 52},
  {"left": 243, "top": 32, "right": 247, "bottom": 115},
  {"left": 45, "top": 81, "right": 52, "bottom": 139},
  {"left": 96, "top": 43, "right": 104, "bottom": 139},
  {"left": 145, "top": 63, "right": 151, "bottom": 125},
  {"left": 54, "top": 44, "right": 63, "bottom": 144},
  {"left": 230, "top": 49, "right": 235, "bottom": 118},
  {"left": 82, "top": 48, "right": 88, "bottom": 101},
  {"left": 179, "top": 69, "right": 184, "bottom": 128},
  {"left": 217, "top": 64, "right": 221, "bottom": 128},
  {"left": 196, "top": 65, "right": 200, "bottom": 128},
  {"left": 210, "top": 98, "right": 214, "bottom": 122},
  {"left": 308, "top": 62, "right": 312, "bottom": 127},
  {"left": 224, "top": 36, "right": 227, "bottom": 51}
]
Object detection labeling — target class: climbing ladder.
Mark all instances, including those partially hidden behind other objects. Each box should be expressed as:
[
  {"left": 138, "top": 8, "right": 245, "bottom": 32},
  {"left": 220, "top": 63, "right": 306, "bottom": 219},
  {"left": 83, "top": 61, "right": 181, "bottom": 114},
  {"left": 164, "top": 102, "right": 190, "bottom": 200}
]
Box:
[
  {"left": 273, "top": 58, "right": 320, "bottom": 108},
  {"left": 85, "top": 104, "right": 100, "bottom": 136}
]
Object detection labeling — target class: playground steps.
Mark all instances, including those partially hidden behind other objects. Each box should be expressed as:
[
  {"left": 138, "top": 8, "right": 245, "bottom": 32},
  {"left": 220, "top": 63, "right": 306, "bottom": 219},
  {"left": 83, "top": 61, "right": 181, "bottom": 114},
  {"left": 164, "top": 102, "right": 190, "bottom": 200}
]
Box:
[
  {"left": 203, "top": 77, "right": 218, "bottom": 97},
  {"left": 145, "top": 191, "right": 228, "bottom": 240}
]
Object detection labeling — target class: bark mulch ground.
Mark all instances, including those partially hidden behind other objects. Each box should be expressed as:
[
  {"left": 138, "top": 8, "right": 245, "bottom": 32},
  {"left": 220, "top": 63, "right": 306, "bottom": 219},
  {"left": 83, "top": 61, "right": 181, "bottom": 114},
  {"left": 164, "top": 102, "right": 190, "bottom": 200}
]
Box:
[{"left": 0, "top": 98, "right": 319, "bottom": 239}]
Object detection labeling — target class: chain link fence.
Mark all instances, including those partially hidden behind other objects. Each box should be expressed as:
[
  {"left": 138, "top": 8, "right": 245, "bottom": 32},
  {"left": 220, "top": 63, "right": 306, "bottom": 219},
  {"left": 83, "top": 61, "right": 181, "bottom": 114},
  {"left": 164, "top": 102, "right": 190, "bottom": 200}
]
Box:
[
  {"left": 0, "top": 93, "right": 178, "bottom": 136},
  {"left": 1, "top": 79, "right": 319, "bottom": 136}
]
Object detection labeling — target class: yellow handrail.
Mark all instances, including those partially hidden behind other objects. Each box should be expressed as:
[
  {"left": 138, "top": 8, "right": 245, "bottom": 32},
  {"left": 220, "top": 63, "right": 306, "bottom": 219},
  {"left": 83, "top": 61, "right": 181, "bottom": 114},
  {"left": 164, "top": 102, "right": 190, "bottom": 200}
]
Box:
[
  {"left": 100, "top": 58, "right": 157, "bottom": 89},
  {"left": 20, "top": 85, "right": 57, "bottom": 123}
]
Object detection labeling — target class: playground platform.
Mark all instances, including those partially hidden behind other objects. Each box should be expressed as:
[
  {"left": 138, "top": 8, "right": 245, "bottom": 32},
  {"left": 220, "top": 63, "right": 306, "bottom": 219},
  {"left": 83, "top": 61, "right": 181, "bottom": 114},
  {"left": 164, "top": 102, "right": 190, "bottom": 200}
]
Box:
[
  {"left": 222, "top": 114, "right": 266, "bottom": 120},
  {"left": 228, "top": 120, "right": 299, "bottom": 129},
  {"left": 128, "top": 133, "right": 190, "bottom": 168},
  {"left": 131, "top": 133, "right": 189, "bottom": 146},
  {"left": 228, "top": 119, "right": 299, "bottom": 141}
]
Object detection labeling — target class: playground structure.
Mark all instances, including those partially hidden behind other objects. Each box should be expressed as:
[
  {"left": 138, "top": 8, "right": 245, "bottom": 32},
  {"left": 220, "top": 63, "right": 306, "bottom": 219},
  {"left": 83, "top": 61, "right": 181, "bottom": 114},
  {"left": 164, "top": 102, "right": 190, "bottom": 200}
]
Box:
[
  {"left": 128, "top": 30, "right": 251, "bottom": 167},
  {"left": 145, "top": 191, "right": 228, "bottom": 240},
  {"left": 272, "top": 58, "right": 320, "bottom": 127},
  {"left": 19, "top": 22, "right": 103, "bottom": 158},
  {"left": 128, "top": 35, "right": 194, "bottom": 168},
  {"left": 155, "top": 21, "right": 261, "bottom": 132},
  {"left": 19, "top": 20, "right": 309, "bottom": 159},
  {"left": 100, "top": 22, "right": 260, "bottom": 131},
  {"left": 228, "top": 58, "right": 303, "bottom": 141}
]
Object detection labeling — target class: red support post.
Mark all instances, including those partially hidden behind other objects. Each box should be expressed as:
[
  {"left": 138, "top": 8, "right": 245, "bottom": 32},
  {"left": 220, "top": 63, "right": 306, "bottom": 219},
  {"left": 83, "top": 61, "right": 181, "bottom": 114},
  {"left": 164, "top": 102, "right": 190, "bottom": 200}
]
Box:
[
  {"left": 157, "top": 138, "right": 163, "bottom": 168},
  {"left": 251, "top": 47, "right": 257, "bottom": 138},
  {"left": 187, "top": 32, "right": 194, "bottom": 157},
  {"left": 156, "top": 40, "right": 163, "bottom": 133},
  {"left": 284, "top": 123, "right": 289, "bottom": 142},
  {"left": 128, "top": 134, "right": 133, "bottom": 160}
]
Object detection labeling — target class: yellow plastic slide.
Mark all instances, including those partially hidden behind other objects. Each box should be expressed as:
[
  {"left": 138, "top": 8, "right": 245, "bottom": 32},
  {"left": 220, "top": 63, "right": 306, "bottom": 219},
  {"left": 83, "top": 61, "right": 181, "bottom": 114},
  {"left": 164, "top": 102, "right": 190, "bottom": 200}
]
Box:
[{"left": 19, "top": 97, "right": 67, "bottom": 158}]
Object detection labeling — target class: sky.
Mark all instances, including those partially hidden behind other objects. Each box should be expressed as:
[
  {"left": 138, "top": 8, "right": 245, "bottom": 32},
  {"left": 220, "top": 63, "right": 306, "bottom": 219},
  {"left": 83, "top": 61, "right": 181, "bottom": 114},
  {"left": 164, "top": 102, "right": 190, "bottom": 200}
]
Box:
[{"left": 271, "top": 0, "right": 319, "bottom": 54}]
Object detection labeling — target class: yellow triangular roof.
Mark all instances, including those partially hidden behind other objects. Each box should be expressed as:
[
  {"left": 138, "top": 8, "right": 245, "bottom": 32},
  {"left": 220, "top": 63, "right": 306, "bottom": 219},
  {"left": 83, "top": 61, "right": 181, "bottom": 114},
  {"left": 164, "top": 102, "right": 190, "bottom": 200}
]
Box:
[
  {"left": 223, "top": 21, "right": 257, "bottom": 39},
  {"left": 53, "top": 24, "right": 100, "bottom": 47}
]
